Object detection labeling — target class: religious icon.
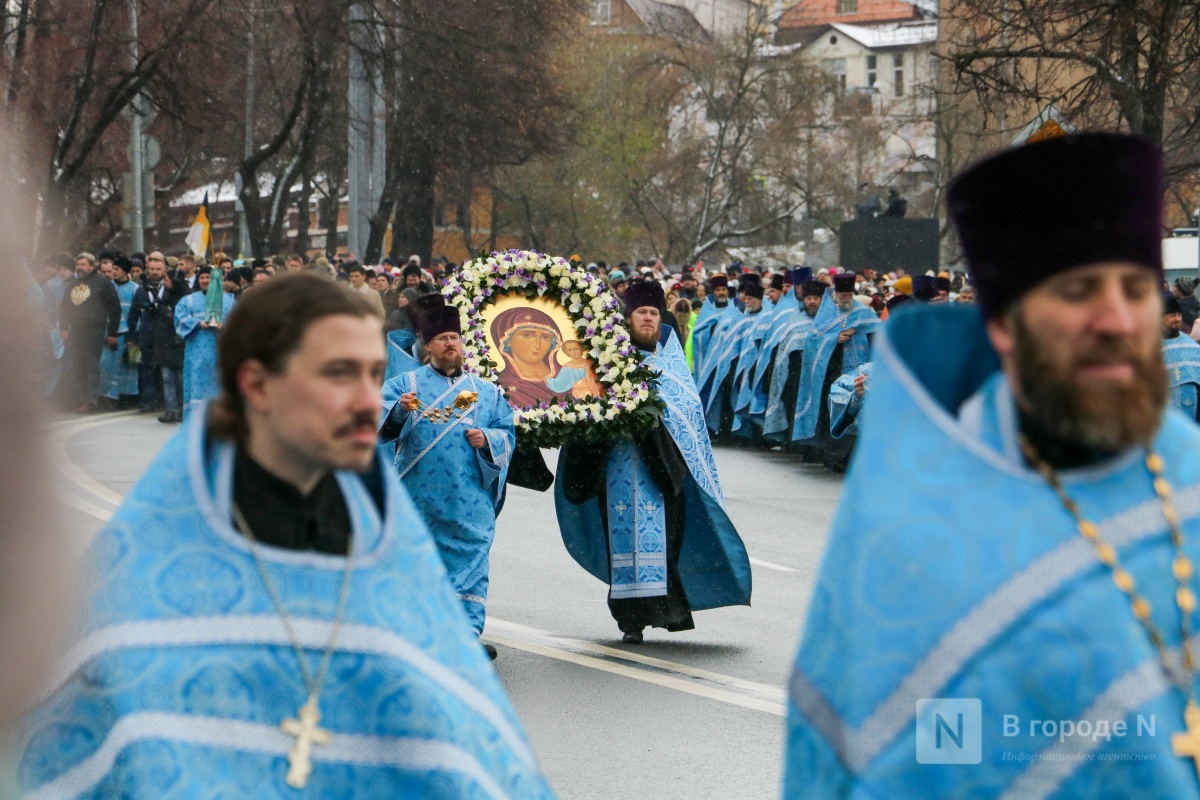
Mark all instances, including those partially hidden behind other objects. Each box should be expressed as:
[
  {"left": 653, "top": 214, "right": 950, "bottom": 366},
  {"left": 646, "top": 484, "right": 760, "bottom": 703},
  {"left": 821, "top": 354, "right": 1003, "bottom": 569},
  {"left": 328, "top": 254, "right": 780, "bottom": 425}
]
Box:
[{"left": 481, "top": 293, "right": 604, "bottom": 411}]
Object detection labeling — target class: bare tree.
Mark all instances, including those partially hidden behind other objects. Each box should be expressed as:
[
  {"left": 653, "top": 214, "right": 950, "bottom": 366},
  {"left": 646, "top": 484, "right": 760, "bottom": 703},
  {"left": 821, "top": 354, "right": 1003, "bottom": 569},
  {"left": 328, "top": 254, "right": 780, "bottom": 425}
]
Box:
[
  {"left": 1, "top": 0, "right": 218, "bottom": 252},
  {"left": 946, "top": 0, "right": 1200, "bottom": 172}
]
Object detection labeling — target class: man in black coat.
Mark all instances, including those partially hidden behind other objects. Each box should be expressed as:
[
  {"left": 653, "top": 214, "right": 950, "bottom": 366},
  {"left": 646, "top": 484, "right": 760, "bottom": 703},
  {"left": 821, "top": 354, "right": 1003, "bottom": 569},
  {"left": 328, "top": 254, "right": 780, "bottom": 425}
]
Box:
[
  {"left": 128, "top": 251, "right": 187, "bottom": 423},
  {"left": 58, "top": 252, "right": 121, "bottom": 412}
]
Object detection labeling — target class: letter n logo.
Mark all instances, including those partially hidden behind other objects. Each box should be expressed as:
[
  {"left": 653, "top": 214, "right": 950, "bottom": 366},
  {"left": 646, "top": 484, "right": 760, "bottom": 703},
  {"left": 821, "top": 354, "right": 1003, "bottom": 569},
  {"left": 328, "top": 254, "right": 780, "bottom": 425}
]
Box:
[{"left": 916, "top": 699, "right": 982, "bottom": 764}]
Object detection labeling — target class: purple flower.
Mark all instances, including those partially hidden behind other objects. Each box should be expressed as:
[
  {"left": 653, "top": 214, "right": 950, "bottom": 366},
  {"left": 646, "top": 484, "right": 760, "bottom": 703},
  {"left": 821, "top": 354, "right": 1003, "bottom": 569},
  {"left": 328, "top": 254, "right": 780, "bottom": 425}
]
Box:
[{"left": 539, "top": 401, "right": 549, "bottom": 410}]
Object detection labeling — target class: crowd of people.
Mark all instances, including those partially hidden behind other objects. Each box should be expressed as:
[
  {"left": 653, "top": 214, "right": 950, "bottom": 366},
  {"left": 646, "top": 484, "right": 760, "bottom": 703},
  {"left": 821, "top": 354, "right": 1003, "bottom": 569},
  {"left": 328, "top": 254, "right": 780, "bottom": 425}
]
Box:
[
  {"left": 34, "top": 234, "right": 1200, "bottom": 479},
  {"left": 33, "top": 249, "right": 460, "bottom": 423},
  {"left": 16, "top": 130, "right": 1200, "bottom": 796}
]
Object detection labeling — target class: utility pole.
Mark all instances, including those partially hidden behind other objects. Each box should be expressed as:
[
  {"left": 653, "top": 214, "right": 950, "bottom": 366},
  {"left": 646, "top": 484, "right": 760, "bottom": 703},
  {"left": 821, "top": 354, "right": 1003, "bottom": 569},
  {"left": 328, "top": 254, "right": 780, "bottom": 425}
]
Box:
[
  {"left": 348, "top": 3, "right": 385, "bottom": 259},
  {"left": 128, "top": 0, "right": 145, "bottom": 253},
  {"left": 236, "top": 20, "right": 255, "bottom": 257}
]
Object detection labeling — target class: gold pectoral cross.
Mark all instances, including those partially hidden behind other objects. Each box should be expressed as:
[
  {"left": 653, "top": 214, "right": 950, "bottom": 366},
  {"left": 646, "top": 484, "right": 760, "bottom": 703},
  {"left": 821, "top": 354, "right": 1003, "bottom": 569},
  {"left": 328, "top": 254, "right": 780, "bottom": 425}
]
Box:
[
  {"left": 1175, "top": 366, "right": 1183, "bottom": 383},
  {"left": 280, "top": 695, "right": 331, "bottom": 788},
  {"left": 1172, "top": 700, "right": 1200, "bottom": 778}
]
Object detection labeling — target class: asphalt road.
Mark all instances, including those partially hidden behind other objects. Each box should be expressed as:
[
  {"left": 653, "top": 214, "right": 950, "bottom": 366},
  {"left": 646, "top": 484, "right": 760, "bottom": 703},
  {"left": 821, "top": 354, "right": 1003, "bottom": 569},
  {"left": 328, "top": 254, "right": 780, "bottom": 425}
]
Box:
[{"left": 52, "top": 412, "right": 842, "bottom": 799}]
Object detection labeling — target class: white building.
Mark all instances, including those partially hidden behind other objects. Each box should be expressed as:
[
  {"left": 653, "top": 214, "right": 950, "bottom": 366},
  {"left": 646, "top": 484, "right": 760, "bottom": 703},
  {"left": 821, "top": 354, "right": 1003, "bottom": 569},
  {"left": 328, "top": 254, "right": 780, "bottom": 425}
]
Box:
[
  {"left": 800, "top": 19, "right": 939, "bottom": 192},
  {"left": 588, "top": 0, "right": 763, "bottom": 39}
]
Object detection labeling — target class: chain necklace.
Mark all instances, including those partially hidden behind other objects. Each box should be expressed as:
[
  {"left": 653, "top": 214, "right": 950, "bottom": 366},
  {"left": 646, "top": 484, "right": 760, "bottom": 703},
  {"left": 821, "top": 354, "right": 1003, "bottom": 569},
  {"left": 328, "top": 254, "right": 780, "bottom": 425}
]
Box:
[
  {"left": 232, "top": 502, "right": 355, "bottom": 789},
  {"left": 405, "top": 389, "right": 478, "bottom": 423},
  {"left": 1018, "top": 436, "right": 1200, "bottom": 774}
]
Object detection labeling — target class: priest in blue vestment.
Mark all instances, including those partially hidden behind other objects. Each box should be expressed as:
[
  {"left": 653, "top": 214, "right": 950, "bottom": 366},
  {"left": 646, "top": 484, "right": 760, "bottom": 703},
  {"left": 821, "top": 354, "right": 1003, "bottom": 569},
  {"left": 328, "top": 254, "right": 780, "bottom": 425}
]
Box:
[
  {"left": 378, "top": 305, "right": 515, "bottom": 659},
  {"left": 174, "top": 269, "right": 236, "bottom": 420},
  {"left": 731, "top": 273, "right": 788, "bottom": 433},
  {"left": 1163, "top": 293, "right": 1200, "bottom": 422},
  {"left": 556, "top": 281, "right": 751, "bottom": 643},
  {"left": 698, "top": 282, "right": 767, "bottom": 440},
  {"left": 788, "top": 273, "right": 880, "bottom": 454},
  {"left": 828, "top": 362, "right": 869, "bottom": 441},
  {"left": 689, "top": 274, "right": 737, "bottom": 380},
  {"left": 98, "top": 257, "right": 140, "bottom": 407},
  {"left": 19, "top": 274, "right": 552, "bottom": 799},
  {"left": 763, "top": 279, "right": 825, "bottom": 441},
  {"left": 750, "top": 269, "right": 811, "bottom": 420},
  {"left": 785, "top": 133, "right": 1200, "bottom": 798}
]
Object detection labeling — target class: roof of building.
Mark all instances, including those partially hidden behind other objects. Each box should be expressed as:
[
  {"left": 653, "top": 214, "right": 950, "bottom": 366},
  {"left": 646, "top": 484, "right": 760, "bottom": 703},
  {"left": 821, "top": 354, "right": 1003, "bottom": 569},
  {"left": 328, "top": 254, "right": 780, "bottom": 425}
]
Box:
[
  {"left": 624, "top": 0, "right": 710, "bottom": 39},
  {"left": 777, "top": 0, "right": 935, "bottom": 38},
  {"left": 824, "top": 20, "right": 937, "bottom": 49}
]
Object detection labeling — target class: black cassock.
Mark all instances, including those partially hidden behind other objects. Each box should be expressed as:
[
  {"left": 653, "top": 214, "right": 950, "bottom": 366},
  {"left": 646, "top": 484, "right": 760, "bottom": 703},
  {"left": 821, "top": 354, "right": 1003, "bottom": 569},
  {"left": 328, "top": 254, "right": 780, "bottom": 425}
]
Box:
[{"left": 558, "top": 426, "right": 695, "bottom": 634}]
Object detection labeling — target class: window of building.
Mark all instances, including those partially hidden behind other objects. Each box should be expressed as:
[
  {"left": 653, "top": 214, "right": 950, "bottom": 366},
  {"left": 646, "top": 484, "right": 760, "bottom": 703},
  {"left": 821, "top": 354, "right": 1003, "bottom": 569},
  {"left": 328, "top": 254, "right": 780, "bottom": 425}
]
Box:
[
  {"left": 589, "top": 0, "right": 610, "bottom": 25},
  {"left": 822, "top": 58, "right": 847, "bottom": 94},
  {"left": 893, "top": 54, "right": 905, "bottom": 97},
  {"left": 866, "top": 55, "right": 877, "bottom": 88},
  {"left": 837, "top": 0, "right": 857, "bottom": 13}
]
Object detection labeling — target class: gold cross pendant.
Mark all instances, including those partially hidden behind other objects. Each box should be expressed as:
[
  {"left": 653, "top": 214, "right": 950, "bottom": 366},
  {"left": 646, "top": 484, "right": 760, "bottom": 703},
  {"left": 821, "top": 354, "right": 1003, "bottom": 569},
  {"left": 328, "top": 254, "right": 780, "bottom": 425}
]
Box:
[
  {"left": 1172, "top": 700, "right": 1200, "bottom": 777},
  {"left": 280, "top": 694, "right": 332, "bottom": 788}
]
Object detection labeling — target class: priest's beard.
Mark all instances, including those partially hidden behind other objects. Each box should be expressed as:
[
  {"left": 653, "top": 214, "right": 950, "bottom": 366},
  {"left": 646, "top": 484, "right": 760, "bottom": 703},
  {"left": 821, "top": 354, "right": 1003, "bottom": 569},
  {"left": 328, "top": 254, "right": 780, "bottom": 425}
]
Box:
[
  {"left": 630, "top": 322, "right": 661, "bottom": 351},
  {"left": 1012, "top": 311, "right": 1167, "bottom": 452},
  {"left": 714, "top": 298, "right": 728, "bottom": 308},
  {"left": 431, "top": 349, "right": 464, "bottom": 373}
]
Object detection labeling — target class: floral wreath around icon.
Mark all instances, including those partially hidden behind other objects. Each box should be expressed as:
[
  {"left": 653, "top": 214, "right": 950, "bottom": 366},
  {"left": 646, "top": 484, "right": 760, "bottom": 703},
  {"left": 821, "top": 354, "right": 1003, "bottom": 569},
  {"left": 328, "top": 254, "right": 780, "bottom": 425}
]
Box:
[{"left": 443, "top": 249, "right": 663, "bottom": 447}]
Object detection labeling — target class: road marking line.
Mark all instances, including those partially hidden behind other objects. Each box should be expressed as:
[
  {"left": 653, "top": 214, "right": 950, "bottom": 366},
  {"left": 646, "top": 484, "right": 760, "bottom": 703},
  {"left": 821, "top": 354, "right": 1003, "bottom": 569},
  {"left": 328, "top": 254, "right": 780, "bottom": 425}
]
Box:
[
  {"left": 483, "top": 633, "right": 785, "bottom": 716},
  {"left": 48, "top": 410, "right": 138, "bottom": 428},
  {"left": 485, "top": 618, "right": 786, "bottom": 702},
  {"left": 50, "top": 414, "right": 139, "bottom": 509},
  {"left": 60, "top": 490, "right": 116, "bottom": 521},
  {"left": 53, "top": 412, "right": 791, "bottom": 717},
  {"left": 750, "top": 556, "right": 796, "bottom": 573}
]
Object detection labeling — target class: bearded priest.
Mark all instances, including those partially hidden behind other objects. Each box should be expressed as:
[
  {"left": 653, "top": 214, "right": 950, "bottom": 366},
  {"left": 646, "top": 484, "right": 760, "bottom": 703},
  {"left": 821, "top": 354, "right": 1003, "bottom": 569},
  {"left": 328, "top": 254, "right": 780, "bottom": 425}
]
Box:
[
  {"left": 20, "top": 274, "right": 551, "bottom": 798},
  {"left": 378, "top": 305, "right": 515, "bottom": 659},
  {"left": 555, "top": 280, "right": 751, "bottom": 643},
  {"left": 784, "top": 133, "right": 1200, "bottom": 797}
]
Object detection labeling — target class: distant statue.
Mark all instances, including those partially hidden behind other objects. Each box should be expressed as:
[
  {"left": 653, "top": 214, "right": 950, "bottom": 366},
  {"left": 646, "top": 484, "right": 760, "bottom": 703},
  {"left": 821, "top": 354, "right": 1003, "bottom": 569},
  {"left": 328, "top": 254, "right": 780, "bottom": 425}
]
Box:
[{"left": 883, "top": 188, "right": 908, "bottom": 218}]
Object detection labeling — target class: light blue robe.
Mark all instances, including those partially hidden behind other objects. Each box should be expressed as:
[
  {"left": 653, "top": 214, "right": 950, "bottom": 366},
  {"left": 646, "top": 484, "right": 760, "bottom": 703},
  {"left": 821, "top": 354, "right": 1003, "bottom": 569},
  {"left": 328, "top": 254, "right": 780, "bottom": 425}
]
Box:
[
  {"left": 762, "top": 313, "right": 816, "bottom": 438},
  {"left": 790, "top": 295, "right": 879, "bottom": 442},
  {"left": 555, "top": 330, "right": 752, "bottom": 613},
  {"left": 828, "top": 363, "right": 870, "bottom": 439},
  {"left": 545, "top": 365, "right": 588, "bottom": 394},
  {"left": 174, "top": 291, "right": 236, "bottom": 420},
  {"left": 751, "top": 293, "right": 801, "bottom": 412},
  {"left": 19, "top": 409, "right": 552, "bottom": 799},
  {"left": 98, "top": 279, "right": 140, "bottom": 400},
  {"left": 386, "top": 330, "right": 421, "bottom": 383},
  {"left": 785, "top": 303, "right": 1200, "bottom": 799},
  {"left": 698, "top": 311, "right": 759, "bottom": 432},
  {"left": 379, "top": 367, "right": 515, "bottom": 635},
  {"left": 1163, "top": 335, "right": 1200, "bottom": 422},
  {"left": 730, "top": 306, "right": 779, "bottom": 434},
  {"left": 689, "top": 298, "right": 737, "bottom": 379}
]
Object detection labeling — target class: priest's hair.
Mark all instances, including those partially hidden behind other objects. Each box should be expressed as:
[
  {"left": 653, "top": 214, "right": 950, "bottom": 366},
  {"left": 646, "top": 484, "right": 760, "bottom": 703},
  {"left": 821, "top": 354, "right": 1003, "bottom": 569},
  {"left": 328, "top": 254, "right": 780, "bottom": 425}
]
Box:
[{"left": 209, "top": 273, "right": 382, "bottom": 441}]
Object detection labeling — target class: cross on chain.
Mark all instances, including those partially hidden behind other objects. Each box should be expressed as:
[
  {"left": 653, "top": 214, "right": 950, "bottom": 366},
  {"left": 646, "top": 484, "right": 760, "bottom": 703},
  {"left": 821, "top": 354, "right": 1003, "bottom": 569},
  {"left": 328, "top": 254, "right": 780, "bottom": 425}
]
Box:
[
  {"left": 280, "top": 695, "right": 332, "bottom": 788},
  {"left": 1173, "top": 700, "right": 1200, "bottom": 778}
]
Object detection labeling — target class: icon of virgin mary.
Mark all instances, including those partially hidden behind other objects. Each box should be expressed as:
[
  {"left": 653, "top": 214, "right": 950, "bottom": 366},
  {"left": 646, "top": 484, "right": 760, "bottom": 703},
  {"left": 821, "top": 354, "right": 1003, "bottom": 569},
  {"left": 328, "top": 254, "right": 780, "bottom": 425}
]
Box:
[{"left": 492, "top": 306, "right": 571, "bottom": 408}]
